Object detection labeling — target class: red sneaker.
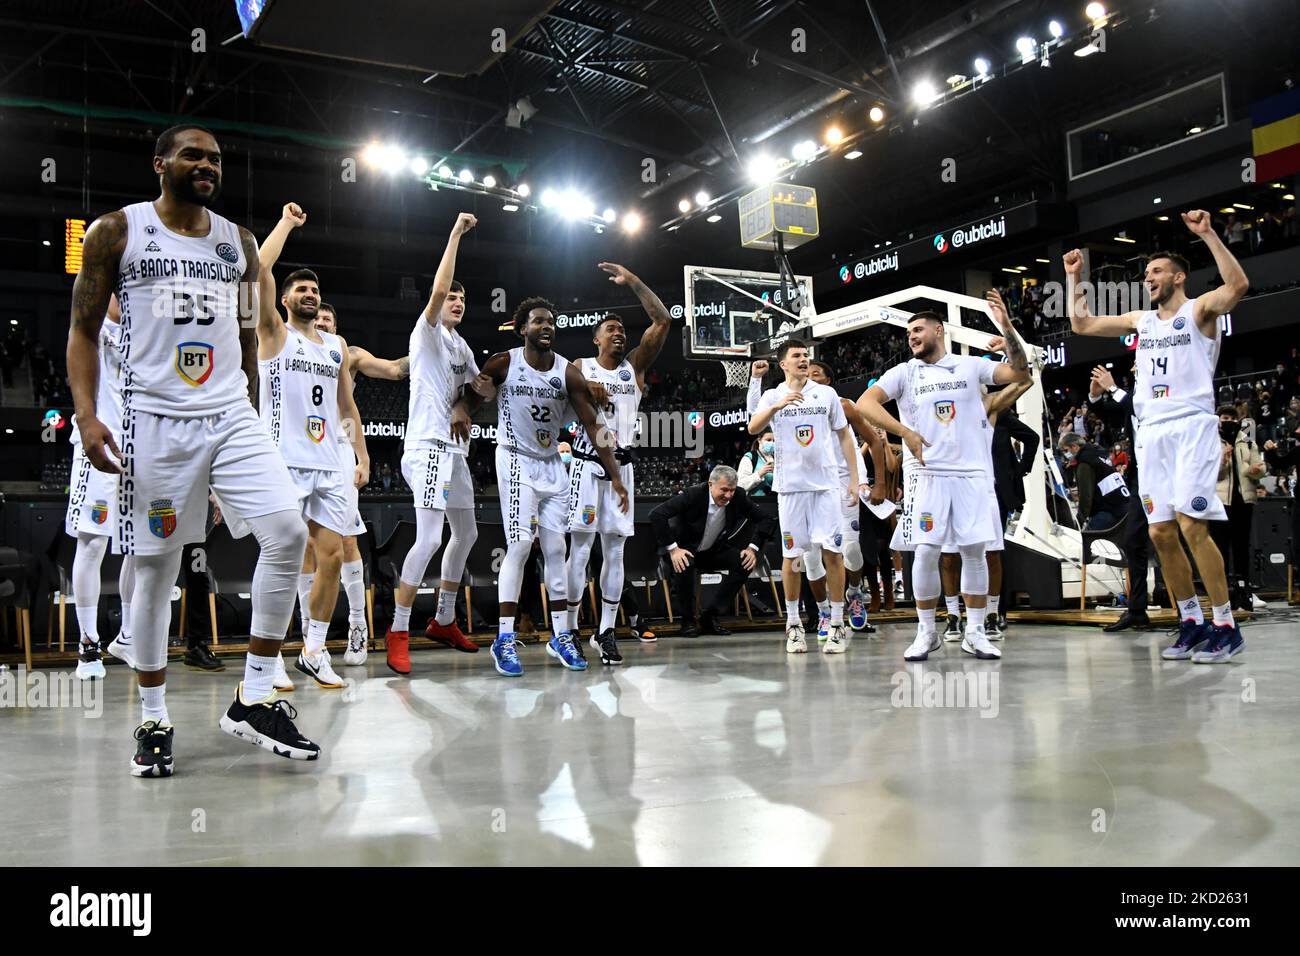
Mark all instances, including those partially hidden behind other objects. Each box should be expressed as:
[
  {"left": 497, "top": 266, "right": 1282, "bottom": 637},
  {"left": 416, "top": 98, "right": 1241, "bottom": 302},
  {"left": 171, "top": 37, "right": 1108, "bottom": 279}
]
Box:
[
  {"left": 385, "top": 628, "right": 411, "bottom": 675},
  {"left": 426, "top": 619, "right": 479, "bottom": 653}
]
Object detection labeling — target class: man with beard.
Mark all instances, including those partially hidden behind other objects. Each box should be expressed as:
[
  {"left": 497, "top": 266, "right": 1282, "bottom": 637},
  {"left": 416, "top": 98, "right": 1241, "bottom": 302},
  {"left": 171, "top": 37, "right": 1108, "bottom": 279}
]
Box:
[
  {"left": 1065, "top": 213, "right": 1250, "bottom": 663},
  {"left": 67, "top": 125, "right": 318, "bottom": 776}
]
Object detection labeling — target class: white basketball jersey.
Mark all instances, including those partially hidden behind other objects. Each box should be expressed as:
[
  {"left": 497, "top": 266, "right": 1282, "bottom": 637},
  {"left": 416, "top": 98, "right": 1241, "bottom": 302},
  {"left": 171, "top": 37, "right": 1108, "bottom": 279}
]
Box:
[
  {"left": 497, "top": 347, "right": 570, "bottom": 459},
  {"left": 258, "top": 326, "right": 344, "bottom": 470},
  {"left": 755, "top": 380, "right": 846, "bottom": 493},
  {"left": 115, "top": 201, "right": 249, "bottom": 417},
  {"left": 406, "top": 316, "right": 479, "bottom": 453},
  {"left": 875, "top": 353, "right": 998, "bottom": 476},
  {"left": 1132, "top": 299, "right": 1219, "bottom": 425},
  {"left": 70, "top": 319, "right": 125, "bottom": 446},
  {"left": 571, "top": 356, "right": 641, "bottom": 455}
]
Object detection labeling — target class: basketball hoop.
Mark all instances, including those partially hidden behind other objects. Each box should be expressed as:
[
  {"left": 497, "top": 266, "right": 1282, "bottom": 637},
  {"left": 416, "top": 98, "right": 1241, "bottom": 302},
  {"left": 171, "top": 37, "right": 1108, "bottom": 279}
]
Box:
[{"left": 721, "top": 359, "right": 752, "bottom": 388}]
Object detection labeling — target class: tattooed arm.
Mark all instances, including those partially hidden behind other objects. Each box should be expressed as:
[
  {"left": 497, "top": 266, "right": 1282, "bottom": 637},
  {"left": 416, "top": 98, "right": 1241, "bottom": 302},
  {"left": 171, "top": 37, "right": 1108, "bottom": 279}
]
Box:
[
  {"left": 985, "top": 289, "right": 1032, "bottom": 384},
  {"left": 67, "top": 210, "right": 127, "bottom": 472},
  {"left": 238, "top": 226, "right": 261, "bottom": 406},
  {"left": 600, "top": 262, "right": 671, "bottom": 385}
]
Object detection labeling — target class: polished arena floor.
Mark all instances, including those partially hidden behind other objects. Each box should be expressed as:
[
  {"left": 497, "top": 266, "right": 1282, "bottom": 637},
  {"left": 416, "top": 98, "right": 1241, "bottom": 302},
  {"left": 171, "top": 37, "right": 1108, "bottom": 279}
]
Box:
[{"left": 3, "top": 617, "right": 1297, "bottom": 866}]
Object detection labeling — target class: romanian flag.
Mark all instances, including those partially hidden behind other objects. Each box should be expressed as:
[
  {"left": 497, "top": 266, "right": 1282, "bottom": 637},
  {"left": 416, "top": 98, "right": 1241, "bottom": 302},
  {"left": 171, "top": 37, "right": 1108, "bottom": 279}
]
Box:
[{"left": 1251, "top": 88, "right": 1300, "bottom": 182}]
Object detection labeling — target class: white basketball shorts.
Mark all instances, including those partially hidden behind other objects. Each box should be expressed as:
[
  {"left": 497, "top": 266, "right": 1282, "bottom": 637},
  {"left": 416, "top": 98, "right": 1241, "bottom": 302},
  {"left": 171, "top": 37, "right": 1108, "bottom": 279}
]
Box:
[{"left": 1134, "top": 412, "right": 1228, "bottom": 523}]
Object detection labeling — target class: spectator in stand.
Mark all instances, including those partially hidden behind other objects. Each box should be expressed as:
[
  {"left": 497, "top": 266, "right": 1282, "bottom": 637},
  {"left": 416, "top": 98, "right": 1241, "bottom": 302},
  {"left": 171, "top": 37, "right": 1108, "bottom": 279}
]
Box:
[
  {"left": 1213, "top": 405, "right": 1266, "bottom": 610},
  {"left": 1223, "top": 213, "right": 1247, "bottom": 254},
  {"left": 737, "top": 430, "right": 775, "bottom": 496}
]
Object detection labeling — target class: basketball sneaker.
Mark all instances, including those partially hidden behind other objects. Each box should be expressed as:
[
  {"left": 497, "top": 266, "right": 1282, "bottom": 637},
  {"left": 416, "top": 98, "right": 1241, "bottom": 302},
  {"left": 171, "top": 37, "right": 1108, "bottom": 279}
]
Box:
[
  {"left": 130, "top": 720, "right": 174, "bottom": 777},
  {"left": 76, "top": 640, "right": 105, "bottom": 681},
  {"left": 491, "top": 634, "right": 523, "bottom": 677},
  {"left": 785, "top": 623, "right": 807, "bottom": 654},
  {"left": 628, "top": 618, "right": 657, "bottom": 642},
  {"left": 107, "top": 631, "right": 138, "bottom": 670},
  {"left": 1160, "top": 620, "right": 1209, "bottom": 660},
  {"left": 385, "top": 627, "right": 410, "bottom": 675},
  {"left": 983, "top": 615, "right": 1005, "bottom": 641},
  {"left": 1191, "top": 623, "right": 1245, "bottom": 664},
  {"left": 427, "top": 618, "right": 479, "bottom": 653},
  {"left": 547, "top": 632, "right": 588, "bottom": 671},
  {"left": 943, "top": 613, "right": 963, "bottom": 642},
  {"left": 904, "top": 626, "right": 941, "bottom": 661},
  {"left": 343, "top": 622, "right": 368, "bottom": 666},
  {"left": 219, "top": 685, "right": 320, "bottom": 760},
  {"left": 272, "top": 652, "right": 295, "bottom": 691},
  {"left": 847, "top": 589, "right": 868, "bottom": 631},
  {"left": 590, "top": 628, "right": 623, "bottom": 665},
  {"left": 296, "top": 648, "right": 345, "bottom": 689},
  {"left": 816, "top": 610, "right": 831, "bottom": 643},
  {"left": 961, "top": 628, "right": 1002, "bottom": 660},
  {"left": 823, "top": 622, "right": 850, "bottom": 654}
]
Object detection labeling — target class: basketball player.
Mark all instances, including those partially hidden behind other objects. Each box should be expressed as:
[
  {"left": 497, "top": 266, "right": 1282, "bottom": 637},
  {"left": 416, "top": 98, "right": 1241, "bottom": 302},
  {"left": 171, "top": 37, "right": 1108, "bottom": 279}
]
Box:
[
  {"left": 856, "top": 294, "right": 1030, "bottom": 662},
  {"left": 67, "top": 125, "right": 318, "bottom": 776},
  {"left": 312, "top": 302, "right": 401, "bottom": 664},
  {"left": 1065, "top": 210, "right": 1249, "bottom": 663},
  {"left": 385, "top": 212, "right": 485, "bottom": 676},
  {"left": 563, "top": 262, "right": 671, "bottom": 666},
  {"left": 453, "top": 299, "right": 628, "bottom": 677},
  {"left": 253, "top": 202, "right": 369, "bottom": 690},
  {"left": 748, "top": 340, "right": 860, "bottom": 654},
  {"left": 65, "top": 293, "right": 135, "bottom": 679}
]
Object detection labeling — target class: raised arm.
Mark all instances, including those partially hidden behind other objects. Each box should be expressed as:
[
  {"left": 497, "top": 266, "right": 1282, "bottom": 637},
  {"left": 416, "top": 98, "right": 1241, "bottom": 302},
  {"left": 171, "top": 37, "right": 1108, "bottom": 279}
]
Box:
[
  {"left": 423, "top": 212, "right": 476, "bottom": 327},
  {"left": 255, "top": 207, "right": 303, "bottom": 361},
  {"left": 746, "top": 360, "right": 767, "bottom": 416},
  {"left": 597, "top": 262, "right": 671, "bottom": 382},
  {"left": 566, "top": 361, "right": 628, "bottom": 513},
  {"left": 336, "top": 336, "right": 369, "bottom": 489},
  {"left": 67, "top": 210, "right": 127, "bottom": 472},
  {"left": 985, "top": 289, "right": 1031, "bottom": 384},
  {"left": 348, "top": 344, "right": 410, "bottom": 381},
  {"left": 1063, "top": 248, "right": 1141, "bottom": 337},
  {"left": 239, "top": 226, "right": 263, "bottom": 404},
  {"left": 1183, "top": 210, "right": 1250, "bottom": 329}
]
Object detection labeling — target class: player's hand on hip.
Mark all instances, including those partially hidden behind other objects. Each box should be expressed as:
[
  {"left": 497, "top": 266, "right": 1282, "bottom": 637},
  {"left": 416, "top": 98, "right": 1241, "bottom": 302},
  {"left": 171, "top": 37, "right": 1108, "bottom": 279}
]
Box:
[
  {"left": 81, "top": 418, "right": 123, "bottom": 474},
  {"left": 454, "top": 212, "right": 477, "bottom": 235},
  {"left": 1181, "top": 210, "right": 1213, "bottom": 235},
  {"left": 1063, "top": 248, "right": 1084, "bottom": 276},
  {"left": 281, "top": 203, "right": 307, "bottom": 228},
  {"left": 670, "top": 547, "right": 693, "bottom": 574},
  {"left": 597, "top": 261, "right": 634, "bottom": 285},
  {"left": 450, "top": 406, "right": 472, "bottom": 443},
  {"left": 903, "top": 428, "right": 930, "bottom": 466},
  {"left": 354, "top": 462, "right": 369, "bottom": 489},
  {"left": 751, "top": 359, "right": 769, "bottom": 379},
  {"left": 740, "top": 548, "right": 757, "bottom": 572}
]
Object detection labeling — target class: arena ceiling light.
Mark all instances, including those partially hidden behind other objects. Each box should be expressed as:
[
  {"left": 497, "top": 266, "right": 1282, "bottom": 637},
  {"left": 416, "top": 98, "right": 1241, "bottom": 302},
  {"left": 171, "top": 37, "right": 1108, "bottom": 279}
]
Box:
[
  {"left": 1187, "top": 126, "right": 1203, "bottom": 134},
  {"left": 1086, "top": 2, "right": 1107, "bottom": 21},
  {"left": 362, "top": 143, "right": 384, "bottom": 167},
  {"left": 912, "top": 80, "right": 939, "bottom": 108},
  {"left": 694, "top": 190, "right": 711, "bottom": 206},
  {"left": 540, "top": 188, "right": 558, "bottom": 208},
  {"left": 1285, "top": 193, "right": 1297, "bottom": 201},
  {"left": 409, "top": 157, "right": 429, "bottom": 176},
  {"left": 438, "top": 165, "right": 453, "bottom": 178},
  {"left": 869, "top": 105, "right": 886, "bottom": 123},
  {"left": 1036, "top": 258, "right": 1050, "bottom": 263},
  {"left": 1153, "top": 197, "right": 1162, "bottom": 204},
  {"left": 560, "top": 190, "right": 594, "bottom": 221},
  {"left": 1113, "top": 233, "right": 1136, "bottom": 243},
  {"left": 602, "top": 207, "right": 617, "bottom": 223},
  {"left": 678, "top": 198, "right": 692, "bottom": 213},
  {"left": 973, "top": 57, "right": 990, "bottom": 78},
  {"left": 1233, "top": 203, "right": 1254, "bottom": 210},
  {"left": 1049, "top": 20, "right": 1064, "bottom": 38},
  {"left": 1218, "top": 206, "right": 1235, "bottom": 213},
  {"left": 482, "top": 174, "right": 497, "bottom": 188},
  {"left": 1016, "top": 37, "right": 1038, "bottom": 64},
  {"left": 1155, "top": 215, "right": 1169, "bottom": 221},
  {"left": 824, "top": 126, "right": 844, "bottom": 145},
  {"left": 845, "top": 149, "right": 864, "bottom": 160},
  {"left": 458, "top": 168, "right": 473, "bottom": 183},
  {"left": 707, "top": 214, "right": 722, "bottom": 223},
  {"left": 792, "top": 139, "right": 818, "bottom": 161},
  {"left": 502, "top": 203, "right": 519, "bottom": 212},
  {"left": 516, "top": 183, "right": 531, "bottom": 198},
  {"left": 621, "top": 211, "right": 642, "bottom": 234},
  {"left": 747, "top": 153, "right": 779, "bottom": 183}
]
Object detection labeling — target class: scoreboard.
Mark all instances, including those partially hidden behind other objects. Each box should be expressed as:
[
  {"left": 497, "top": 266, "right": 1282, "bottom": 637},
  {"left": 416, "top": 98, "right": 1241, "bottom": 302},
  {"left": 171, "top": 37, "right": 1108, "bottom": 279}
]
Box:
[{"left": 739, "top": 182, "right": 819, "bottom": 251}]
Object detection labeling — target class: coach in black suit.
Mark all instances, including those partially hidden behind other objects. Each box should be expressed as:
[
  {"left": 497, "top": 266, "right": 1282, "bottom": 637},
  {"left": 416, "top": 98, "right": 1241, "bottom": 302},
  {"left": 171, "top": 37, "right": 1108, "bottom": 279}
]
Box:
[{"left": 649, "top": 465, "right": 776, "bottom": 636}]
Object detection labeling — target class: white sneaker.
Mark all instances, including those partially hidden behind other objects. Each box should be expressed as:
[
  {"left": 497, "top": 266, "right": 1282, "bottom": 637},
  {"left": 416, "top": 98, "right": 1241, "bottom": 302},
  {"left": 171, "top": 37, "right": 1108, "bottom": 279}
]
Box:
[
  {"left": 1251, "top": 593, "right": 1267, "bottom": 610},
  {"left": 785, "top": 623, "right": 808, "bottom": 654},
  {"left": 75, "top": 641, "right": 106, "bottom": 680},
  {"left": 823, "top": 623, "right": 850, "bottom": 654},
  {"left": 273, "top": 653, "right": 296, "bottom": 691},
  {"left": 904, "top": 627, "right": 940, "bottom": 661},
  {"left": 107, "top": 632, "right": 138, "bottom": 670},
  {"left": 961, "top": 628, "right": 1002, "bottom": 660},
  {"left": 296, "top": 648, "right": 345, "bottom": 689},
  {"left": 343, "top": 622, "right": 368, "bottom": 666}
]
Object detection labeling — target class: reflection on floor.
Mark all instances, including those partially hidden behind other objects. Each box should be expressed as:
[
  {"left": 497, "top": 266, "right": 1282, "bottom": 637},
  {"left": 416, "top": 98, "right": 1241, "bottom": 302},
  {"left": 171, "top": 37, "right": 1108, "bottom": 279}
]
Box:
[{"left": 2, "top": 619, "right": 1293, "bottom": 866}]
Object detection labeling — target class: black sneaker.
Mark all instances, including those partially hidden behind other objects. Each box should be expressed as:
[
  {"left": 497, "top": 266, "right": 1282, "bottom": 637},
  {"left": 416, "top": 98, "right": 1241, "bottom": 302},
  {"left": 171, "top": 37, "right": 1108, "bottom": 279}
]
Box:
[
  {"left": 569, "top": 630, "right": 587, "bottom": 662},
  {"left": 131, "top": 720, "right": 174, "bottom": 777},
  {"left": 75, "top": 641, "right": 105, "bottom": 680},
  {"left": 943, "top": 614, "right": 963, "bottom": 642},
  {"left": 219, "top": 685, "right": 320, "bottom": 761},
  {"left": 590, "top": 628, "right": 623, "bottom": 665},
  {"left": 627, "top": 617, "right": 657, "bottom": 643},
  {"left": 183, "top": 641, "right": 226, "bottom": 671}
]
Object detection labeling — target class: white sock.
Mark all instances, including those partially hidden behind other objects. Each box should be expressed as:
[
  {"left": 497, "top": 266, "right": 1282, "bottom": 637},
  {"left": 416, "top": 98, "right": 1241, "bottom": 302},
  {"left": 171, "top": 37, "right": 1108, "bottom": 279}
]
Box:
[
  {"left": 120, "top": 601, "right": 132, "bottom": 637},
  {"left": 139, "top": 683, "right": 168, "bottom": 724},
  {"left": 830, "top": 601, "right": 844, "bottom": 625},
  {"left": 918, "top": 607, "right": 937, "bottom": 632},
  {"left": 297, "top": 573, "right": 314, "bottom": 631},
  {"left": 786, "top": 602, "right": 802, "bottom": 626},
  {"left": 988, "top": 594, "right": 1000, "bottom": 614},
  {"left": 434, "top": 588, "right": 457, "bottom": 626},
  {"left": 817, "top": 599, "right": 830, "bottom": 617},
  {"left": 75, "top": 604, "right": 99, "bottom": 646},
  {"left": 306, "top": 619, "right": 329, "bottom": 657},
  {"left": 1211, "top": 602, "right": 1235, "bottom": 628},
  {"left": 600, "top": 600, "right": 619, "bottom": 633},
  {"left": 341, "top": 560, "right": 366, "bottom": 625},
  {"left": 392, "top": 603, "right": 412, "bottom": 632},
  {"left": 242, "top": 652, "right": 277, "bottom": 702},
  {"left": 550, "top": 610, "right": 569, "bottom": 637},
  {"left": 1178, "top": 596, "right": 1204, "bottom": 624},
  {"left": 967, "top": 607, "right": 987, "bottom": 632},
  {"left": 567, "top": 605, "right": 580, "bottom": 632},
  {"left": 945, "top": 596, "right": 960, "bottom": 616},
  {"left": 498, "top": 616, "right": 515, "bottom": 639}
]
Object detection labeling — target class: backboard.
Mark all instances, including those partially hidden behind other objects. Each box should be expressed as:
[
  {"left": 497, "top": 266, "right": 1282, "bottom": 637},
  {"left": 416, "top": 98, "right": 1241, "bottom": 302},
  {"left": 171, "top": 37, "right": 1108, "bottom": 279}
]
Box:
[{"left": 681, "top": 265, "right": 816, "bottom": 363}]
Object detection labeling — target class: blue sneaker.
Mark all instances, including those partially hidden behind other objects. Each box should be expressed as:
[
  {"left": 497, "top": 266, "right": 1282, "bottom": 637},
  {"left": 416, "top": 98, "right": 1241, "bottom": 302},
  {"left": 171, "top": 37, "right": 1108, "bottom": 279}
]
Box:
[
  {"left": 1191, "top": 623, "right": 1245, "bottom": 663},
  {"left": 848, "top": 590, "right": 868, "bottom": 632},
  {"left": 491, "top": 634, "right": 523, "bottom": 677},
  {"left": 1160, "top": 620, "right": 1209, "bottom": 660},
  {"left": 816, "top": 611, "right": 831, "bottom": 644},
  {"left": 546, "top": 632, "right": 588, "bottom": 671}
]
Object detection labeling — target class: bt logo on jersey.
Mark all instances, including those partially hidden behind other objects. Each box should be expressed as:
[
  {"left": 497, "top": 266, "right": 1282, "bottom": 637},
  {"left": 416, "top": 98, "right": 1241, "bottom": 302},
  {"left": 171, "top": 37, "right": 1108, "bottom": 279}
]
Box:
[
  {"left": 1152, "top": 385, "right": 1169, "bottom": 398},
  {"left": 934, "top": 400, "right": 955, "bottom": 424},
  {"left": 175, "top": 342, "right": 214, "bottom": 386},
  {"left": 795, "top": 424, "right": 814, "bottom": 446},
  {"left": 306, "top": 416, "right": 326, "bottom": 443}
]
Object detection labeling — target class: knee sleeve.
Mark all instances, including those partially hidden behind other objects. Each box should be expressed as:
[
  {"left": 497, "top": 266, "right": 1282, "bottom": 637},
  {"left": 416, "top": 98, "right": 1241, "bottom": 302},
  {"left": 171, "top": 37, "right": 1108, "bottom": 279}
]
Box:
[
  {"left": 804, "top": 545, "right": 827, "bottom": 582},
  {"left": 958, "top": 544, "right": 989, "bottom": 597},
  {"left": 118, "top": 554, "right": 136, "bottom": 635},
  {"left": 247, "top": 509, "right": 308, "bottom": 640},
  {"left": 498, "top": 537, "right": 533, "bottom": 605},
  {"left": 842, "top": 537, "right": 863, "bottom": 573},
  {"left": 599, "top": 533, "right": 626, "bottom": 600},
  {"left": 400, "top": 506, "right": 446, "bottom": 588},
  {"left": 438, "top": 508, "right": 477, "bottom": 584},
  {"left": 566, "top": 531, "right": 597, "bottom": 606},
  {"left": 538, "top": 526, "right": 569, "bottom": 603},
  {"left": 72, "top": 533, "right": 109, "bottom": 608},
  {"left": 131, "top": 549, "right": 183, "bottom": 672},
  {"left": 912, "top": 543, "right": 943, "bottom": 601}
]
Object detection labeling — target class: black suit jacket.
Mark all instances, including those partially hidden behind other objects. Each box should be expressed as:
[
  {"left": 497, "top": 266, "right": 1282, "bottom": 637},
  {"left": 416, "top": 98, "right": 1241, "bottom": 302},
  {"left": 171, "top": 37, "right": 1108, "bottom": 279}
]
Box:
[
  {"left": 992, "top": 410, "right": 1039, "bottom": 513},
  {"left": 1090, "top": 390, "right": 1139, "bottom": 489},
  {"left": 648, "top": 483, "right": 775, "bottom": 555}
]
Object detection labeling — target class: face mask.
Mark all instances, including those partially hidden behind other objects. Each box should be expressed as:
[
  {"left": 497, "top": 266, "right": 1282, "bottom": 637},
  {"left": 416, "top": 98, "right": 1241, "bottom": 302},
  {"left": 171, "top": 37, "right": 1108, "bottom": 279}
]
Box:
[
  {"left": 761, "top": 442, "right": 774, "bottom": 455},
  {"left": 1063, "top": 450, "right": 1076, "bottom": 462},
  {"left": 1220, "top": 422, "right": 1240, "bottom": 442},
  {"left": 560, "top": 452, "right": 572, "bottom": 466}
]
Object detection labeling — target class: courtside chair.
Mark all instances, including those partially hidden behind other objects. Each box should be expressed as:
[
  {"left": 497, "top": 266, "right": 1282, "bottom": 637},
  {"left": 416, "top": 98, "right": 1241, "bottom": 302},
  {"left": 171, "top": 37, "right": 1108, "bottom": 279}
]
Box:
[
  {"left": 1079, "top": 511, "right": 1132, "bottom": 612},
  {"left": 47, "top": 533, "right": 126, "bottom": 652},
  {"left": 0, "top": 547, "right": 34, "bottom": 671}
]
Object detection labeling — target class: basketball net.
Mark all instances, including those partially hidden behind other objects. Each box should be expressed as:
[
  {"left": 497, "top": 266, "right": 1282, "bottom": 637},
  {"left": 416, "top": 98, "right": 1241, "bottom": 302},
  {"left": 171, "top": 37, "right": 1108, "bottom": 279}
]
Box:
[{"left": 721, "top": 305, "right": 765, "bottom": 387}]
